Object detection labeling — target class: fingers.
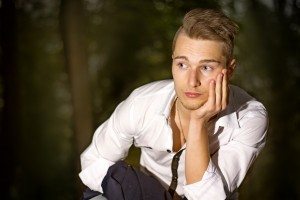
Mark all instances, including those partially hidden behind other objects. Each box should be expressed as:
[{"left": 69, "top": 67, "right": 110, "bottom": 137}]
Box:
[
  {"left": 207, "top": 79, "right": 216, "bottom": 109},
  {"left": 221, "top": 69, "right": 229, "bottom": 110},
  {"left": 213, "top": 69, "right": 228, "bottom": 113},
  {"left": 215, "top": 73, "right": 223, "bottom": 111}
]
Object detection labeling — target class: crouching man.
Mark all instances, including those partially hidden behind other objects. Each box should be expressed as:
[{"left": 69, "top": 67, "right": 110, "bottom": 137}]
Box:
[{"left": 79, "top": 8, "right": 268, "bottom": 200}]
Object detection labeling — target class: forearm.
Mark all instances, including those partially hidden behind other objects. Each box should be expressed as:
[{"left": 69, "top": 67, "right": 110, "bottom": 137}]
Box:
[{"left": 185, "top": 119, "right": 210, "bottom": 184}]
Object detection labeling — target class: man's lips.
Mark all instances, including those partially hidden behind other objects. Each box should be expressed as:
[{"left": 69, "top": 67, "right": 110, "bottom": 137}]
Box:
[{"left": 184, "top": 92, "right": 202, "bottom": 98}]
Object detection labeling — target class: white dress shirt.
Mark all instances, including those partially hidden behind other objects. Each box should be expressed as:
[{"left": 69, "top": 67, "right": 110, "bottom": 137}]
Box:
[{"left": 79, "top": 80, "right": 268, "bottom": 200}]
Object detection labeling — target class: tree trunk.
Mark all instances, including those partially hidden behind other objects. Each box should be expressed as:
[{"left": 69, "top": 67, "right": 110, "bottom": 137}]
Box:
[
  {"left": 0, "top": 0, "right": 20, "bottom": 198},
  {"left": 59, "top": 0, "right": 93, "bottom": 193}
]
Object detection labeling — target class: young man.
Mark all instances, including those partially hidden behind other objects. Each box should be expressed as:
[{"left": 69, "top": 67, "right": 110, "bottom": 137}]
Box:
[{"left": 79, "top": 8, "right": 268, "bottom": 199}]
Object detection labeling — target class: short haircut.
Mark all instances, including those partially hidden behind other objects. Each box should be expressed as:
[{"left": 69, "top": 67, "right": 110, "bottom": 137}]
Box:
[{"left": 172, "top": 8, "right": 239, "bottom": 63}]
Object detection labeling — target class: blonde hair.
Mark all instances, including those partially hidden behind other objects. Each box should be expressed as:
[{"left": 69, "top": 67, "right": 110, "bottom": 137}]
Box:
[{"left": 172, "top": 8, "right": 239, "bottom": 63}]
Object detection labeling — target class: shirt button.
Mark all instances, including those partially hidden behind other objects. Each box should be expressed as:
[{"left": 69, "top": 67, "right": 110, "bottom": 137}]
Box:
[{"left": 167, "top": 149, "right": 171, "bottom": 153}]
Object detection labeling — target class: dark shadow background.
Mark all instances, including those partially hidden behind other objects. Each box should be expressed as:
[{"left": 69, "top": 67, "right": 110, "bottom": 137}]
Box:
[{"left": 0, "top": 0, "right": 299, "bottom": 199}]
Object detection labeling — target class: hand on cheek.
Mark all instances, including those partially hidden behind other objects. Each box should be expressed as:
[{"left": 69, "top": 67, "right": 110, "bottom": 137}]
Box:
[{"left": 191, "top": 69, "right": 229, "bottom": 122}]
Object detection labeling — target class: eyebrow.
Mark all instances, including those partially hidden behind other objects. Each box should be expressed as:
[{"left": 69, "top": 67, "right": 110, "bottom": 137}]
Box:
[{"left": 173, "top": 55, "right": 221, "bottom": 64}]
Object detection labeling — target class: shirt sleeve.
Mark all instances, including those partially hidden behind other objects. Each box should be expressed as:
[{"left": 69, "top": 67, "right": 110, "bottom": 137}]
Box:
[
  {"left": 79, "top": 93, "right": 137, "bottom": 193},
  {"left": 183, "top": 106, "right": 268, "bottom": 200}
]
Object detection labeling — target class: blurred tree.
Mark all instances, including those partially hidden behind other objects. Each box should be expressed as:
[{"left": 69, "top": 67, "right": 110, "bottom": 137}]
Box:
[
  {"left": 0, "top": 0, "right": 20, "bottom": 199},
  {"left": 2, "top": 0, "right": 76, "bottom": 199},
  {"left": 60, "top": 0, "right": 93, "bottom": 180},
  {"left": 60, "top": 0, "right": 94, "bottom": 196}
]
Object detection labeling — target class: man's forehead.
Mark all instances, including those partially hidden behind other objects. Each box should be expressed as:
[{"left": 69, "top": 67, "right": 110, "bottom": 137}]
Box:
[{"left": 173, "top": 34, "right": 227, "bottom": 63}]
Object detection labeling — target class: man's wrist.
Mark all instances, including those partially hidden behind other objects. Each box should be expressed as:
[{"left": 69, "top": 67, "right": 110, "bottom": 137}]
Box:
[
  {"left": 187, "top": 118, "right": 209, "bottom": 141},
  {"left": 189, "top": 117, "right": 208, "bottom": 128}
]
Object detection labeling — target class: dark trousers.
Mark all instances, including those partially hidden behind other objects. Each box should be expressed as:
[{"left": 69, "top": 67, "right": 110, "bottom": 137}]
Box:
[{"left": 83, "top": 161, "right": 186, "bottom": 200}]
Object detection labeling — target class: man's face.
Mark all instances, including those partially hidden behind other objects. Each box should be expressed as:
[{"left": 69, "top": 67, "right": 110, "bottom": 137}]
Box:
[{"left": 172, "top": 33, "right": 234, "bottom": 111}]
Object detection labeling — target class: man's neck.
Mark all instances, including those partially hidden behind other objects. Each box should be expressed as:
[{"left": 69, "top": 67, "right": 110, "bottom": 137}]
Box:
[{"left": 175, "top": 98, "right": 192, "bottom": 122}]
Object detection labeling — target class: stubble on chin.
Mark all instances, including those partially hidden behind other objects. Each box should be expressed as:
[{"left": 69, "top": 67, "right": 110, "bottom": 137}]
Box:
[{"left": 178, "top": 98, "right": 206, "bottom": 111}]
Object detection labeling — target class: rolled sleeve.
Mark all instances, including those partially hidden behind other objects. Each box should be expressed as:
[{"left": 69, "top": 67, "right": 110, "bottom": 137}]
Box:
[
  {"left": 183, "top": 159, "right": 226, "bottom": 200},
  {"left": 79, "top": 155, "right": 114, "bottom": 193}
]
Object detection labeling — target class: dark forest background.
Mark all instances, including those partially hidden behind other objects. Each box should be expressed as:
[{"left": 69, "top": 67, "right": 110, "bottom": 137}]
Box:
[{"left": 0, "top": 0, "right": 299, "bottom": 199}]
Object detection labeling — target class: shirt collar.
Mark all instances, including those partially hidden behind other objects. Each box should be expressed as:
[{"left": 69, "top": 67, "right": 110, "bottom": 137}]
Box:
[
  {"left": 159, "top": 81, "right": 176, "bottom": 119},
  {"left": 161, "top": 88, "right": 176, "bottom": 118}
]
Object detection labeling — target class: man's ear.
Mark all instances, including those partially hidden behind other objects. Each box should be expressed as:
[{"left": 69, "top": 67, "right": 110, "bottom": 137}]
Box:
[{"left": 227, "top": 59, "right": 236, "bottom": 79}]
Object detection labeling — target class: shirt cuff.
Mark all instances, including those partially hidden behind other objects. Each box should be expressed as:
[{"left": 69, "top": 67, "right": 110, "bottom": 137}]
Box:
[
  {"left": 183, "top": 159, "right": 226, "bottom": 200},
  {"left": 79, "top": 157, "right": 114, "bottom": 193}
]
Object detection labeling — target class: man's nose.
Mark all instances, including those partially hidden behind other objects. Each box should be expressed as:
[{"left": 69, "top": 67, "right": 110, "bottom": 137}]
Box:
[{"left": 188, "top": 69, "right": 201, "bottom": 87}]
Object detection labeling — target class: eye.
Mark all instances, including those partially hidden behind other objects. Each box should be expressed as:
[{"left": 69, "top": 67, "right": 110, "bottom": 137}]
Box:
[
  {"left": 177, "top": 62, "right": 188, "bottom": 69},
  {"left": 201, "top": 65, "right": 213, "bottom": 71}
]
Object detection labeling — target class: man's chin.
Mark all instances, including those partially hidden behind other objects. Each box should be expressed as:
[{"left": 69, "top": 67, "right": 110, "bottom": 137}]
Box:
[{"left": 181, "top": 100, "right": 205, "bottom": 111}]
